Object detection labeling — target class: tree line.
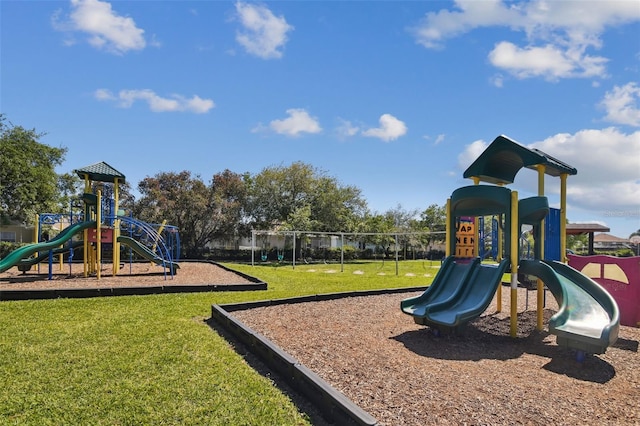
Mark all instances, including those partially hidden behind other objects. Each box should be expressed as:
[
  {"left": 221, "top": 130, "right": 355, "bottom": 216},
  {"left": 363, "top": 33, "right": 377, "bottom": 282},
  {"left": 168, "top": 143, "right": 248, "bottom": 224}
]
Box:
[{"left": 1, "top": 116, "right": 446, "bottom": 258}]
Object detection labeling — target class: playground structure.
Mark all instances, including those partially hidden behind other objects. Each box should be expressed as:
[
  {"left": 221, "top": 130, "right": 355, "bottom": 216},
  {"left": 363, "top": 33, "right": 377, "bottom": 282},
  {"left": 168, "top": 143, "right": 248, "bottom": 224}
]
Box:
[
  {"left": 401, "top": 135, "right": 620, "bottom": 358},
  {"left": 0, "top": 162, "right": 180, "bottom": 279}
]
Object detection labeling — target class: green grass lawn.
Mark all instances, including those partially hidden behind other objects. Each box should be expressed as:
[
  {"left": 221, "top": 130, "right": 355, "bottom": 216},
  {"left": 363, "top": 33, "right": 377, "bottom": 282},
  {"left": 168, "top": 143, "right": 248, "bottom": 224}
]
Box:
[{"left": 0, "top": 260, "right": 438, "bottom": 425}]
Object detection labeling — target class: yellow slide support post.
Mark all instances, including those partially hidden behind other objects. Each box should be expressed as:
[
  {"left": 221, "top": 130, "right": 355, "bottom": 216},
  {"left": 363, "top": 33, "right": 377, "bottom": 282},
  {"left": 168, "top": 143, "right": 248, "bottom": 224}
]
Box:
[
  {"left": 536, "top": 165, "right": 546, "bottom": 331},
  {"left": 510, "top": 190, "right": 519, "bottom": 337},
  {"left": 560, "top": 173, "right": 568, "bottom": 263}
]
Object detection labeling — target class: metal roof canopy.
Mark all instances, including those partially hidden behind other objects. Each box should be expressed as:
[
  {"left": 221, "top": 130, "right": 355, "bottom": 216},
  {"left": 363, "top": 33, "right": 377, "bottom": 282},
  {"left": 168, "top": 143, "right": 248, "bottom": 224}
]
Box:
[
  {"left": 463, "top": 135, "right": 577, "bottom": 185},
  {"left": 74, "top": 161, "right": 126, "bottom": 183},
  {"left": 566, "top": 223, "right": 610, "bottom": 235},
  {"left": 565, "top": 223, "right": 611, "bottom": 255}
]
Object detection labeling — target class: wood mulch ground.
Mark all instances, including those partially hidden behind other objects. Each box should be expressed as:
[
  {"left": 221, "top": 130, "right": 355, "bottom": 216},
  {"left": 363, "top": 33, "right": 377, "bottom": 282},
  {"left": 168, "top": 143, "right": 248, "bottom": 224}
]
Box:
[
  {"left": 233, "top": 288, "right": 640, "bottom": 426},
  {"left": 0, "top": 261, "right": 253, "bottom": 289},
  {"left": 2, "top": 263, "right": 638, "bottom": 425}
]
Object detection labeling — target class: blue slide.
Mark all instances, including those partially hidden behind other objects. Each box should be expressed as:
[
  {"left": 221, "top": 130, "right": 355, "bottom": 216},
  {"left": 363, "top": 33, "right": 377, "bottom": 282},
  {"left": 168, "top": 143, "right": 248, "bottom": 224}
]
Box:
[
  {"left": 519, "top": 259, "right": 619, "bottom": 354},
  {"left": 401, "top": 256, "right": 510, "bottom": 332},
  {"left": 0, "top": 221, "right": 96, "bottom": 273}
]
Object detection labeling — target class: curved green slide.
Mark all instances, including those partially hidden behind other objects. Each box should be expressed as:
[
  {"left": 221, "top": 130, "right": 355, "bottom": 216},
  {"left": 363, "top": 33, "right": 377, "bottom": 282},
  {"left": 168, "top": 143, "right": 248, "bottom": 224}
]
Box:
[
  {"left": 16, "top": 240, "right": 84, "bottom": 271},
  {"left": 519, "top": 259, "right": 619, "bottom": 354},
  {"left": 0, "top": 221, "right": 96, "bottom": 273},
  {"left": 117, "top": 235, "right": 179, "bottom": 273}
]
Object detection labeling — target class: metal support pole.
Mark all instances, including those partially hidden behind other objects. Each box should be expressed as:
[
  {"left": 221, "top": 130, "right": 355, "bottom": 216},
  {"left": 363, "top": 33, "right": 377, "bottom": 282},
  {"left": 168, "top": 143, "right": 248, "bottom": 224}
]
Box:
[
  {"left": 251, "top": 230, "right": 255, "bottom": 266},
  {"left": 340, "top": 233, "right": 344, "bottom": 273},
  {"left": 395, "top": 234, "right": 399, "bottom": 276}
]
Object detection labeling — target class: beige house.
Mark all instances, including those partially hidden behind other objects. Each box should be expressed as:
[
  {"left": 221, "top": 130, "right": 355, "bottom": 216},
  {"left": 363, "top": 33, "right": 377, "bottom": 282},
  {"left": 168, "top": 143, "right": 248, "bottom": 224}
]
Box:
[
  {"left": 593, "top": 233, "right": 631, "bottom": 251},
  {"left": 0, "top": 222, "right": 35, "bottom": 243}
]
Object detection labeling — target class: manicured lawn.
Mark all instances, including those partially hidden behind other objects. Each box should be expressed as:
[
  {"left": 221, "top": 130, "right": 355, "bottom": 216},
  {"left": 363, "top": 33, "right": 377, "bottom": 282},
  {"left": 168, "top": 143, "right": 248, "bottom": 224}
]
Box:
[{"left": 0, "top": 261, "right": 437, "bottom": 425}]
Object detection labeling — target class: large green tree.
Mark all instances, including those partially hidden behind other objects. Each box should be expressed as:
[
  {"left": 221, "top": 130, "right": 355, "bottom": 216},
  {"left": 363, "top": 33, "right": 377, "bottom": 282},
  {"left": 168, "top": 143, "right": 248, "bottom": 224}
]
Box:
[
  {"left": 133, "top": 170, "right": 249, "bottom": 258},
  {"left": 0, "top": 115, "right": 72, "bottom": 225},
  {"left": 209, "top": 169, "right": 250, "bottom": 246},
  {"left": 247, "top": 161, "right": 367, "bottom": 232},
  {"left": 420, "top": 203, "right": 447, "bottom": 250}
]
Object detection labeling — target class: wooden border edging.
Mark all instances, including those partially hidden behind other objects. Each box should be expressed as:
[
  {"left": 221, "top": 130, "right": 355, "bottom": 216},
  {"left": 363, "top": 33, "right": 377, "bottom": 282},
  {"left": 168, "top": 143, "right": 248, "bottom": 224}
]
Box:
[
  {"left": 211, "top": 286, "right": 427, "bottom": 426},
  {"left": 0, "top": 261, "right": 267, "bottom": 301}
]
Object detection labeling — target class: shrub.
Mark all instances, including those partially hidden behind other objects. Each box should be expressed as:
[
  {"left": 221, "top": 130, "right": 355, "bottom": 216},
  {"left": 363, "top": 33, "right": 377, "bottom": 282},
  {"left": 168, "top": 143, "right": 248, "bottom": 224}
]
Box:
[{"left": 0, "top": 242, "right": 22, "bottom": 259}]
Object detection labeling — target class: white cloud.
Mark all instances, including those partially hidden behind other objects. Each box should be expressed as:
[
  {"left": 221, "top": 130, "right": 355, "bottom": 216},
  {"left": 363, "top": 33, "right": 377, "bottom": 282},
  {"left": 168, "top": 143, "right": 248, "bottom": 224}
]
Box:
[
  {"left": 412, "top": 0, "right": 520, "bottom": 49},
  {"left": 269, "top": 109, "right": 322, "bottom": 136},
  {"left": 412, "top": 0, "right": 640, "bottom": 81},
  {"left": 362, "top": 114, "right": 407, "bottom": 142},
  {"left": 457, "top": 139, "right": 488, "bottom": 170},
  {"left": 335, "top": 118, "right": 360, "bottom": 140},
  {"left": 424, "top": 133, "right": 447, "bottom": 145},
  {"left": 95, "top": 89, "right": 215, "bottom": 113},
  {"left": 234, "top": 1, "right": 293, "bottom": 59},
  {"left": 488, "top": 41, "right": 606, "bottom": 81},
  {"left": 600, "top": 83, "right": 640, "bottom": 127},
  {"left": 457, "top": 129, "right": 640, "bottom": 213},
  {"left": 94, "top": 88, "right": 115, "bottom": 101},
  {"left": 53, "top": 0, "right": 146, "bottom": 54}
]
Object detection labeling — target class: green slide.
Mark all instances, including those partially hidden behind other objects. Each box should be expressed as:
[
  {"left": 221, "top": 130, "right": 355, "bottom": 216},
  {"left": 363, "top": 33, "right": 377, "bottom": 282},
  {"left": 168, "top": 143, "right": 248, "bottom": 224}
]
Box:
[
  {"left": 117, "top": 235, "right": 179, "bottom": 274},
  {"left": 401, "top": 256, "right": 480, "bottom": 324},
  {"left": 0, "top": 221, "right": 96, "bottom": 273},
  {"left": 519, "top": 259, "right": 619, "bottom": 354},
  {"left": 16, "top": 240, "right": 84, "bottom": 271},
  {"left": 401, "top": 256, "right": 510, "bottom": 332}
]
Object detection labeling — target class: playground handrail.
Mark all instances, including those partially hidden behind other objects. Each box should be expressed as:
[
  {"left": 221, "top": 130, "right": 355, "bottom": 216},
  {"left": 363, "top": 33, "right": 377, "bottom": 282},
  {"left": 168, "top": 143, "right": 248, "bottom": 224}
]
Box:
[{"left": 111, "top": 215, "right": 177, "bottom": 278}]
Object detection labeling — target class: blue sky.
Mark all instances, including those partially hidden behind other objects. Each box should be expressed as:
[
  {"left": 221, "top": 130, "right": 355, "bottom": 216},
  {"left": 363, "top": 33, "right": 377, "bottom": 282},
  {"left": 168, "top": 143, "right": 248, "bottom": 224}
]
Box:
[{"left": 2, "top": 0, "right": 639, "bottom": 238}]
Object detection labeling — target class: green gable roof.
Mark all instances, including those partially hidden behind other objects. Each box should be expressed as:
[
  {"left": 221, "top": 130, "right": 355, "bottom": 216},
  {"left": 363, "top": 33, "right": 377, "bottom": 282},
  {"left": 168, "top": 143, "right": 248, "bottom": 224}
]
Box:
[
  {"left": 463, "top": 135, "right": 577, "bottom": 185},
  {"left": 74, "top": 162, "right": 126, "bottom": 183}
]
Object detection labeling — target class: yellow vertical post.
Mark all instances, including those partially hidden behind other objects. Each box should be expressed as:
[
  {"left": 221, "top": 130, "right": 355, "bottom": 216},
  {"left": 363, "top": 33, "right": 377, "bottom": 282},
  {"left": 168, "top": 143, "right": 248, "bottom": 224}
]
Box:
[
  {"left": 536, "top": 165, "right": 545, "bottom": 331},
  {"left": 510, "top": 190, "right": 519, "bottom": 337},
  {"left": 560, "top": 173, "right": 568, "bottom": 263},
  {"left": 151, "top": 219, "right": 167, "bottom": 260},
  {"left": 96, "top": 190, "right": 101, "bottom": 280},
  {"left": 445, "top": 199, "right": 451, "bottom": 258},
  {"left": 113, "top": 178, "right": 120, "bottom": 276},
  {"left": 34, "top": 214, "right": 39, "bottom": 243}
]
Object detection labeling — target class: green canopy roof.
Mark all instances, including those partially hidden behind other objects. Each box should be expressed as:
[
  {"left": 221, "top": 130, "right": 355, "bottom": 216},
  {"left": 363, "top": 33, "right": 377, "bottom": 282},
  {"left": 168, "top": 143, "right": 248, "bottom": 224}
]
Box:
[
  {"left": 463, "top": 135, "right": 577, "bottom": 185},
  {"left": 74, "top": 162, "right": 126, "bottom": 183}
]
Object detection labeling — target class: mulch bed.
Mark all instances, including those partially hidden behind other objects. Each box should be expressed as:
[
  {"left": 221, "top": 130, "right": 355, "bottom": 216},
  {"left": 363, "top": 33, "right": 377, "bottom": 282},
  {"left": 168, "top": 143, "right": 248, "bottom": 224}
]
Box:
[{"left": 232, "top": 289, "right": 640, "bottom": 425}]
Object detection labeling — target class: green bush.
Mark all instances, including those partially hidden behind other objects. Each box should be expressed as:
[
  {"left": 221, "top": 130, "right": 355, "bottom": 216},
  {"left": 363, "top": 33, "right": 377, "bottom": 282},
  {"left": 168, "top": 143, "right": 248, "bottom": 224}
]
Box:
[
  {"left": 0, "top": 241, "right": 22, "bottom": 259},
  {"left": 616, "top": 248, "right": 636, "bottom": 257}
]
